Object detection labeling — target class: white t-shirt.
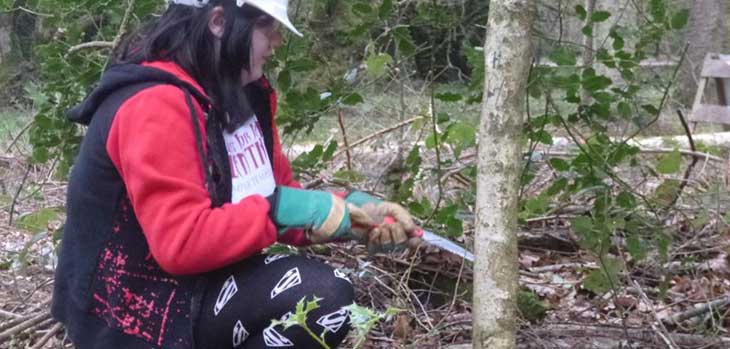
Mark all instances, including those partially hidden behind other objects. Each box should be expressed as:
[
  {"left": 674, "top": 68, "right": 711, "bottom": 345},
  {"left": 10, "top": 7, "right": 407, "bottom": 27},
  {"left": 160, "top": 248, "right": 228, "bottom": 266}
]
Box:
[{"left": 223, "top": 115, "right": 276, "bottom": 203}]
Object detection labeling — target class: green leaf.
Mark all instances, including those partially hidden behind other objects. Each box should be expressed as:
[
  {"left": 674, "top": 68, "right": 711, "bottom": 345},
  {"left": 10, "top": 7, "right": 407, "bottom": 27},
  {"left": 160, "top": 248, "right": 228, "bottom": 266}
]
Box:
[
  {"left": 379, "top": 0, "right": 393, "bottom": 20},
  {"left": 570, "top": 216, "right": 593, "bottom": 236},
  {"left": 277, "top": 69, "right": 291, "bottom": 92},
  {"left": 591, "top": 11, "right": 611, "bottom": 22},
  {"left": 656, "top": 148, "right": 681, "bottom": 174},
  {"left": 517, "top": 291, "right": 548, "bottom": 322},
  {"left": 575, "top": 5, "right": 587, "bottom": 20},
  {"left": 435, "top": 92, "right": 463, "bottom": 102},
  {"left": 531, "top": 130, "right": 553, "bottom": 145},
  {"left": 616, "top": 191, "right": 636, "bottom": 209},
  {"left": 654, "top": 179, "right": 681, "bottom": 207},
  {"left": 352, "top": 3, "right": 373, "bottom": 16},
  {"left": 445, "top": 122, "right": 476, "bottom": 156},
  {"left": 581, "top": 24, "right": 593, "bottom": 37},
  {"left": 583, "top": 258, "right": 622, "bottom": 294},
  {"left": 545, "top": 177, "right": 568, "bottom": 196},
  {"left": 393, "top": 27, "right": 416, "bottom": 56},
  {"left": 626, "top": 235, "right": 648, "bottom": 261},
  {"left": 583, "top": 75, "right": 612, "bottom": 91},
  {"left": 649, "top": 0, "right": 666, "bottom": 22},
  {"left": 366, "top": 53, "right": 393, "bottom": 79},
  {"left": 670, "top": 9, "right": 690, "bottom": 29},
  {"left": 333, "top": 169, "right": 366, "bottom": 183},
  {"left": 549, "top": 158, "right": 570, "bottom": 172},
  {"left": 548, "top": 47, "right": 577, "bottom": 66},
  {"left": 341, "top": 93, "right": 364, "bottom": 105},
  {"left": 617, "top": 101, "right": 632, "bottom": 119},
  {"left": 16, "top": 208, "right": 59, "bottom": 234}
]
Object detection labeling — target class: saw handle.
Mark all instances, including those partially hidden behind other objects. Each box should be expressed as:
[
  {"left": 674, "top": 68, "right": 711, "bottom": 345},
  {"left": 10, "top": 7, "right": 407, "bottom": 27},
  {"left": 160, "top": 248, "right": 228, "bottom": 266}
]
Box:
[{"left": 382, "top": 216, "right": 424, "bottom": 238}]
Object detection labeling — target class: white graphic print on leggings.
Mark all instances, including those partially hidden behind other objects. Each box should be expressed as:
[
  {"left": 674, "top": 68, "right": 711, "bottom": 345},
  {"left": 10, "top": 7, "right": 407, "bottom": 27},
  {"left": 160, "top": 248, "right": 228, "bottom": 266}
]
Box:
[
  {"left": 232, "top": 320, "right": 249, "bottom": 347},
  {"left": 263, "top": 312, "right": 294, "bottom": 347},
  {"left": 214, "top": 275, "right": 238, "bottom": 316},
  {"left": 270, "top": 267, "right": 302, "bottom": 299},
  {"left": 333, "top": 269, "right": 351, "bottom": 284},
  {"left": 316, "top": 307, "right": 349, "bottom": 333},
  {"left": 264, "top": 254, "right": 289, "bottom": 265}
]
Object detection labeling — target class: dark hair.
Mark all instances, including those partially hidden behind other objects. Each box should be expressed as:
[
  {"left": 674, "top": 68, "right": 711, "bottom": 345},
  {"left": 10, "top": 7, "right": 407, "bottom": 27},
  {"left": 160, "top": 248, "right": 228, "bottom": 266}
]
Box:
[{"left": 116, "top": 1, "right": 270, "bottom": 130}]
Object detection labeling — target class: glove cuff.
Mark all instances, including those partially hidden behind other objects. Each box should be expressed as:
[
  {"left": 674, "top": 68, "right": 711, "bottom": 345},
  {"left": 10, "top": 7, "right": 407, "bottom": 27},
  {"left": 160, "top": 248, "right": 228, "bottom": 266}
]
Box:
[{"left": 345, "top": 191, "right": 382, "bottom": 207}]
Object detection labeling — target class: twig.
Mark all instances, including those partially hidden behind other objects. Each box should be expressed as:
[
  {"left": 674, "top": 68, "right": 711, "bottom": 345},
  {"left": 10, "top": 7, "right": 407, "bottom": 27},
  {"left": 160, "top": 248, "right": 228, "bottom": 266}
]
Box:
[
  {"left": 662, "top": 296, "right": 730, "bottom": 326},
  {"left": 425, "top": 86, "right": 443, "bottom": 224},
  {"left": 0, "top": 311, "right": 52, "bottom": 341},
  {"left": 66, "top": 41, "right": 114, "bottom": 55},
  {"left": 528, "top": 262, "right": 597, "bottom": 273},
  {"left": 625, "top": 43, "right": 689, "bottom": 141},
  {"left": 29, "top": 322, "right": 63, "bottom": 349},
  {"left": 332, "top": 116, "right": 423, "bottom": 159},
  {"left": 631, "top": 280, "right": 679, "bottom": 349},
  {"left": 103, "top": 0, "right": 137, "bottom": 70},
  {"left": 337, "top": 108, "right": 352, "bottom": 171},
  {"left": 8, "top": 164, "right": 32, "bottom": 226},
  {"left": 668, "top": 109, "right": 700, "bottom": 208},
  {"left": 5, "top": 120, "right": 34, "bottom": 153},
  {"left": 0, "top": 309, "right": 22, "bottom": 320}
]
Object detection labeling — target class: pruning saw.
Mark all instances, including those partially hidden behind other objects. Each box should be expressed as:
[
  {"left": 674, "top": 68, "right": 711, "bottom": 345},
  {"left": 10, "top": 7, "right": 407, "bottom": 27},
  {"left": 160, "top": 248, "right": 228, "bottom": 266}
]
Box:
[{"left": 383, "top": 217, "right": 475, "bottom": 262}]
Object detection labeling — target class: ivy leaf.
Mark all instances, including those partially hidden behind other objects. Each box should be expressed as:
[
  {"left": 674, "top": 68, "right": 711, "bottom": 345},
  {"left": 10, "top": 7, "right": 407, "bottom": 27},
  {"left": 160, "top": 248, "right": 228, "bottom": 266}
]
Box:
[
  {"left": 366, "top": 53, "right": 393, "bottom": 79},
  {"left": 575, "top": 5, "right": 587, "bottom": 20},
  {"left": 590, "top": 11, "right": 611, "bottom": 22},
  {"left": 656, "top": 148, "right": 681, "bottom": 174},
  {"left": 549, "top": 158, "right": 570, "bottom": 172}
]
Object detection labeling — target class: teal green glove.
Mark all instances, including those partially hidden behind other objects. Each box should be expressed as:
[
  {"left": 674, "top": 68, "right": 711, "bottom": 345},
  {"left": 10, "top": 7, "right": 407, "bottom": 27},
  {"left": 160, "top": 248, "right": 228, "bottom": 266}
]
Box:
[
  {"left": 345, "top": 191, "right": 383, "bottom": 207},
  {"left": 270, "top": 187, "right": 362, "bottom": 243}
]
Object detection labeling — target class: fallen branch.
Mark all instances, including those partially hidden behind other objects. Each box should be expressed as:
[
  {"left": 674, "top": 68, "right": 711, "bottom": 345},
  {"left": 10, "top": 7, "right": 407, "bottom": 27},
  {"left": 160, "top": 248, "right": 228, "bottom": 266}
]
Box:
[
  {"left": 67, "top": 41, "right": 114, "bottom": 55},
  {"left": 662, "top": 296, "right": 730, "bottom": 326},
  {"left": 0, "top": 310, "right": 51, "bottom": 342},
  {"left": 29, "top": 322, "right": 63, "bottom": 349},
  {"left": 521, "top": 323, "right": 730, "bottom": 348},
  {"left": 332, "top": 116, "right": 423, "bottom": 159},
  {"left": 0, "top": 309, "right": 22, "bottom": 320}
]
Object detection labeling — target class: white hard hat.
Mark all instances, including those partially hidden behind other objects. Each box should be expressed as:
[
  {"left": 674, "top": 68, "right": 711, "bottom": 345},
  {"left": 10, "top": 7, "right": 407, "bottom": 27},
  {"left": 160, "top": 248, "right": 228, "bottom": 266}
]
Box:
[{"left": 169, "top": 0, "right": 303, "bottom": 37}]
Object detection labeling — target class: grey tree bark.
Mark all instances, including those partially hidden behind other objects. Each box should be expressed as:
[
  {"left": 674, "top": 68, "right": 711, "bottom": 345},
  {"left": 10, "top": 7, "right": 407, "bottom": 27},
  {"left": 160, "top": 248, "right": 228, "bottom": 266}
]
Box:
[
  {"left": 472, "top": 1, "right": 535, "bottom": 348},
  {"left": 677, "top": 0, "right": 730, "bottom": 106}
]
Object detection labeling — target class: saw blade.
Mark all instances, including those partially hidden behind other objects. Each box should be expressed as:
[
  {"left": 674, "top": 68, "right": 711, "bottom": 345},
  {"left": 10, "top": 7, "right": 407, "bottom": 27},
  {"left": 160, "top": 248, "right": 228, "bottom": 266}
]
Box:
[{"left": 420, "top": 230, "right": 475, "bottom": 262}]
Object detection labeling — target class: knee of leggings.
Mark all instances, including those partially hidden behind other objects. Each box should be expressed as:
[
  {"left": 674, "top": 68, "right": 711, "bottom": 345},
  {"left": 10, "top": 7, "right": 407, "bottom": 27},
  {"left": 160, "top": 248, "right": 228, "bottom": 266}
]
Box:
[{"left": 306, "top": 262, "right": 355, "bottom": 307}]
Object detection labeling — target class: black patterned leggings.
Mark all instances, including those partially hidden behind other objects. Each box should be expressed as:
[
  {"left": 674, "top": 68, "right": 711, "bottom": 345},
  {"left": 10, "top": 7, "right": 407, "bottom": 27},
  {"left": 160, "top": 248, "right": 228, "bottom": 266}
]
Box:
[{"left": 194, "top": 254, "right": 355, "bottom": 348}]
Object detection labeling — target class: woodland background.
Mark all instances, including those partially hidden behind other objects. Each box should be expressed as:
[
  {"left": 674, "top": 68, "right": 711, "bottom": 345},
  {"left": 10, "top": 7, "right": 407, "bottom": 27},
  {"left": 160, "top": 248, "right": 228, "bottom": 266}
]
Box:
[{"left": 0, "top": 0, "right": 729, "bottom": 348}]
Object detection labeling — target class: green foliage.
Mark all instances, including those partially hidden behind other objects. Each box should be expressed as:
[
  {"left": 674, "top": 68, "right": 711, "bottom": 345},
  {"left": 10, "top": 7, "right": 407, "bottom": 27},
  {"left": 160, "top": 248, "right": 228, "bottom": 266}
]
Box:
[
  {"left": 15, "top": 207, "right": 61, "bottom": 234},
  {"left": 583, "top": 257, "right": 623, "bottom": 294},
  {"left": 517, "top": 291, "right": 548, "bottom": 322},
  {"left": 271, "top": 296, "right": 331, "bottom": 349},
  {"left": 344, "top": 303, "right": 402, "bottom": 348},
  {"left": 523, "top": 0, "right": 690, "bottom": 295}
]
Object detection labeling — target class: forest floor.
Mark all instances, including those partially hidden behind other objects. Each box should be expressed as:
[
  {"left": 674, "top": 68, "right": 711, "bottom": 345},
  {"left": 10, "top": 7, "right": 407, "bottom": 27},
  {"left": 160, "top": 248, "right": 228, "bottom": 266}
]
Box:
[{"left": 1, "top": 110, "right": 730, "bottom": 348}]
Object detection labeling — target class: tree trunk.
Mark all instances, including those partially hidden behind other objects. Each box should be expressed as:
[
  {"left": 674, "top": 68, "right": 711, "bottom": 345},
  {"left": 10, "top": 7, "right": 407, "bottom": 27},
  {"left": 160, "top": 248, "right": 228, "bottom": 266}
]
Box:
[
  {"left": 677, "top": 0, "right": 729, "bottom": 106},
  {"left": 472, "top": 1, "right": 535, "bottom": 349}
]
